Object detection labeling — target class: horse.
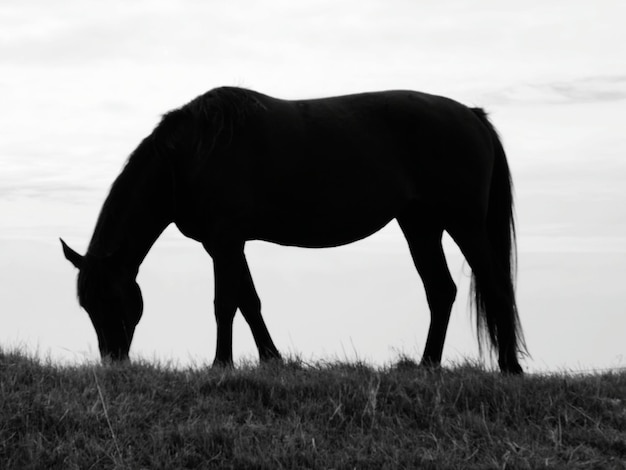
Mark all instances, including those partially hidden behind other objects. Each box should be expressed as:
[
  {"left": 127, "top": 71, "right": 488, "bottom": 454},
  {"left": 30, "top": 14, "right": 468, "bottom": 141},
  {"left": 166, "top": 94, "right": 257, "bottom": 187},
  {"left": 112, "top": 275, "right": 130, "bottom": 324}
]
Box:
[{"left": 61, "top": 86, "right": 526, "bottom": 373}]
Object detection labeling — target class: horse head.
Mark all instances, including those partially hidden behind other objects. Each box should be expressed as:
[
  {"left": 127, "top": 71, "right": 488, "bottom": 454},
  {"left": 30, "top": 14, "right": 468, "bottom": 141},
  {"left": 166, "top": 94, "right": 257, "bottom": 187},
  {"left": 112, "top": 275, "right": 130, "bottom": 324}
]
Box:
[{"left": 61, "top": 239, "right": 143, "bottom": 362}]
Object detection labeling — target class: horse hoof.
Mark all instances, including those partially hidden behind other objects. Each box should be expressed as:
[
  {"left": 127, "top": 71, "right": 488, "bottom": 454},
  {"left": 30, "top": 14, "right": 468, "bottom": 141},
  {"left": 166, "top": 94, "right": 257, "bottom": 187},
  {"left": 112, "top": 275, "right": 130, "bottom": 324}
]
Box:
[
  {"left": 212, "top": 358, "right": 234, "bottom": 369},
  {"left": 419, "top": 359, "right": 442, "bottom": 371},
  {"left": 259, "top": 348, "right": 282, "bottom": 363},
  {"left": 500, "top": 362, "right": 524, "bottom": 375}
]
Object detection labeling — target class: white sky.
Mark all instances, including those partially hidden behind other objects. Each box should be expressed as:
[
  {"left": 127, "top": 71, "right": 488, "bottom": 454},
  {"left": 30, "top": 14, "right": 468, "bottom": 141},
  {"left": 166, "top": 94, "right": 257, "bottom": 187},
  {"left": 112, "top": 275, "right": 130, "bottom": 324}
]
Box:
[{"left": 1, "top": 0, "right": 625, "bottom": 372}]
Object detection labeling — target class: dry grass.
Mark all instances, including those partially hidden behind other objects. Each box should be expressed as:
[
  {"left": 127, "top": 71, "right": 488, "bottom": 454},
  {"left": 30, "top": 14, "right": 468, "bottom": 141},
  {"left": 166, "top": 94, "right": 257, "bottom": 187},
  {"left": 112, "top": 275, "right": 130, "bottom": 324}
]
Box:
[{"left": 1, "top": 348, "right": 625, "bottom": 469}]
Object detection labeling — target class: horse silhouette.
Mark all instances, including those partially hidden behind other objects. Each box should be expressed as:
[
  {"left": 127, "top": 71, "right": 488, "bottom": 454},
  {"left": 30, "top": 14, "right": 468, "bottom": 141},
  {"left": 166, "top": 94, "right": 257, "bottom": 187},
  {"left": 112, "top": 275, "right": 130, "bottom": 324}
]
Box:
[{"left": 61, "top": 87, "right": 526, "bottom": 373}]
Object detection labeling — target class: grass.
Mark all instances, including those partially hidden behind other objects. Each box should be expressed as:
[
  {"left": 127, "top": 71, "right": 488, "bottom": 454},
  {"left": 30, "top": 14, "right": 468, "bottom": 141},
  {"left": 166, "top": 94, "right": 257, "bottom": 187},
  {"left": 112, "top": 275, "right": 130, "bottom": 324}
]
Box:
[{"left": 1, "top": 349, "right": 625, "bottom": 469}]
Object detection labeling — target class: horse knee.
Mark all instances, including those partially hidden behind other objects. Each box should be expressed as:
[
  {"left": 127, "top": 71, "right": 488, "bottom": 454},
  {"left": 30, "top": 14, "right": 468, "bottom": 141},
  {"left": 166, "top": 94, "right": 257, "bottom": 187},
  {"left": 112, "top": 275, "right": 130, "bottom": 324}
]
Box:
[
  {"left": 240, "top": 291, "right": 261, "bottom": 315},
  {"left": 214, "top": 297, "right": 237, "bottom": 322},
  {"left": 443, "top": 280, "right": 457, "bottom": 306},
  {"left": 426, "top": 278, "right": 456, "bottom": 313}
]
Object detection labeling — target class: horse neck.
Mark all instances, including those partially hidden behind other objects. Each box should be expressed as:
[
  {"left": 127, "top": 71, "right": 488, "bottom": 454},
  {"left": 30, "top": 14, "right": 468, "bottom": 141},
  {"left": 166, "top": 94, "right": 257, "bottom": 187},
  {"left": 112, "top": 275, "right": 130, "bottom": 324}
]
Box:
[{"left": 87, "top": 142, "right": 174, "bottom": 273}]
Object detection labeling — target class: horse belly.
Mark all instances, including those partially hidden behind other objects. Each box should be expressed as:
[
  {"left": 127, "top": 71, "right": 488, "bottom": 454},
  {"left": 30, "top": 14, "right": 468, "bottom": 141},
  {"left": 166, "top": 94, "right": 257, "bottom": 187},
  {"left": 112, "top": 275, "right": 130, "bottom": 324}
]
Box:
[
  {"left": 248, "top": 173, "right": 410, "bottom": 248},
  {"left": 257, "top": 211, "right": 395, "bottom": 248}
]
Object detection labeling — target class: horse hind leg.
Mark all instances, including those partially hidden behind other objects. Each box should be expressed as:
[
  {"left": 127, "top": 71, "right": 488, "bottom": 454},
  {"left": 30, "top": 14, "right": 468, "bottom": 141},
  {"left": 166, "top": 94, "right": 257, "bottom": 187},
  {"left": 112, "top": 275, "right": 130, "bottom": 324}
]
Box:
[
  {"left": 447, "top": 224, "right": 523, "bottom": 374},
  {"left": 397, "top": 213, "right": 457, "bottom": 368}
]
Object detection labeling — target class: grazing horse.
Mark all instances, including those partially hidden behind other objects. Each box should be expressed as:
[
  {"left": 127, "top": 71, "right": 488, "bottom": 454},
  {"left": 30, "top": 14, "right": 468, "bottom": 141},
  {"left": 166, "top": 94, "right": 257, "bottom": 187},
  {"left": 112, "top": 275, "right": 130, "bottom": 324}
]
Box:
[{"left": 61, "top": 86, "right": 526, "bottom": 373}]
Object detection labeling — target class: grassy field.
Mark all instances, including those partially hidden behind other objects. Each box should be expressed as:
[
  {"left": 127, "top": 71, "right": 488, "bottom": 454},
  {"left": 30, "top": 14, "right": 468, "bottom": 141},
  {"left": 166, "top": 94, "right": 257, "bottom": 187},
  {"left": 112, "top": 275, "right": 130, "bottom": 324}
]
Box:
[{"left": 1, "top": 349, "right": 625, "bottom": 469}]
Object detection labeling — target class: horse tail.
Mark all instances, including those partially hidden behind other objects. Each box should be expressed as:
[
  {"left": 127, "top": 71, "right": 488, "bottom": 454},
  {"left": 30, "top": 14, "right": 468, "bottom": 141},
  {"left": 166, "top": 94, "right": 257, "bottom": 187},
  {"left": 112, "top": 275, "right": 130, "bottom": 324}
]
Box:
[{"left": 470, "top": 108, "right": 527, "bottom": 362}]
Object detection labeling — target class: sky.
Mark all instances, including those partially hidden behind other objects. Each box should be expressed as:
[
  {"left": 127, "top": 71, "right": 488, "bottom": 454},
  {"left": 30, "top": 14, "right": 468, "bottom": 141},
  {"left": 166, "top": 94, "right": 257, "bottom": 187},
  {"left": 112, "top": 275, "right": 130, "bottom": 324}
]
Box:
[{"left": 1, "top": 0, "right": 625, "bottom": 372}]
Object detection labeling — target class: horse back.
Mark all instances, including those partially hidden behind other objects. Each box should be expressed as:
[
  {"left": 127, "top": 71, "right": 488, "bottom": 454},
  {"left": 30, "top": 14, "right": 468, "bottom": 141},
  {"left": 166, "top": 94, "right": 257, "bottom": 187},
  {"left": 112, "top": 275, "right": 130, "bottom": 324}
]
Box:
[{"left": 248, "top": 89, "right": 492, "bottom": 198}]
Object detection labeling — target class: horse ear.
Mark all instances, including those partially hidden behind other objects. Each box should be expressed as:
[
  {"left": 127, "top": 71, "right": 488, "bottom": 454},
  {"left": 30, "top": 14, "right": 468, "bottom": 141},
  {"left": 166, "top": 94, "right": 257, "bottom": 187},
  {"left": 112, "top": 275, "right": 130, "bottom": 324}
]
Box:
[{"left": 60, "top": 238, "right": 84, "bottom": 269}]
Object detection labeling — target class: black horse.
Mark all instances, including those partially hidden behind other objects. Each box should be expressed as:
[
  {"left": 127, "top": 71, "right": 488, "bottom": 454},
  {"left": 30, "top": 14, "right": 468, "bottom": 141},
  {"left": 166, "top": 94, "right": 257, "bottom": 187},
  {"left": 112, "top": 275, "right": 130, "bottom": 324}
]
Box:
[{"left": 61, "top": 86, "right": 526, "bottom": 373}]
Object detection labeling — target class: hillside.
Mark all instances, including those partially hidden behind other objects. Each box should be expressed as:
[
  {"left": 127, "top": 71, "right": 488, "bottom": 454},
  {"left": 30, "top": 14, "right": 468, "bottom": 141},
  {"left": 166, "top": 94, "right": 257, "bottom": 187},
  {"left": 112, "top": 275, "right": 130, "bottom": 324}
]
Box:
[{"left": 1, "top": 349, "right": 625, "bottom": 469}]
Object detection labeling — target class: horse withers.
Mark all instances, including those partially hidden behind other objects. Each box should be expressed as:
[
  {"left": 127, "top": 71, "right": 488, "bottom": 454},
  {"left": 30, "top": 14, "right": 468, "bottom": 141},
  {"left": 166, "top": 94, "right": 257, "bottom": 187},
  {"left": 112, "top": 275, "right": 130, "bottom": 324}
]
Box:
[{"left": 61, "top": 86, "right": 526, "bottom": 373}]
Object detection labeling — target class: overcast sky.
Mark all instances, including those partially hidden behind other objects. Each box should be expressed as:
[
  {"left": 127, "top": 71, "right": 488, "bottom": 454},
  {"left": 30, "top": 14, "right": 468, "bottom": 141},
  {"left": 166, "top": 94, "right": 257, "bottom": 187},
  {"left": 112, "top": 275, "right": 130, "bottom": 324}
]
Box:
[{"left": 1, "top": 1, "right": 625, "bottom": 372}]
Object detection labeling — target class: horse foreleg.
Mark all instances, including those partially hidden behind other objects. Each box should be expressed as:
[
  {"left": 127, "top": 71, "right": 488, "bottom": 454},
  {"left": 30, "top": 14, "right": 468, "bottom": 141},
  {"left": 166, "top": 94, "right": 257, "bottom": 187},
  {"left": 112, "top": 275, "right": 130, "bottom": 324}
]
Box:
[
  {"left": 207, "top": 236, "right": 253, "bottom": 367},
  {"left": 398, "top": 214, "right": 457, "bottom": 368},
  {"left": 208, "top": 240, "right": 280, "bottom": 366},
  {"left": 237, "top": 256, "right": 282, "bottom": 362},
  {"left": 211, "top": 251, "right": 239, "bottom": 367}
]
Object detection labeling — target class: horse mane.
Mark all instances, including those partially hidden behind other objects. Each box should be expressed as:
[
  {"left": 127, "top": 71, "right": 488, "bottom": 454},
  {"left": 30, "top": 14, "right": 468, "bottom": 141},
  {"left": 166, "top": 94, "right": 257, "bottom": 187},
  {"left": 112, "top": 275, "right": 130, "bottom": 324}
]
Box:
[
  {"left": 154, "top": 87, "right": 267, "bottom": 157},
  {"left": 86, "top": 134, "right": 158, "bottom": 257},
  {"left": 86, "top": 87, "right": 264, "bottom": 259}
]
